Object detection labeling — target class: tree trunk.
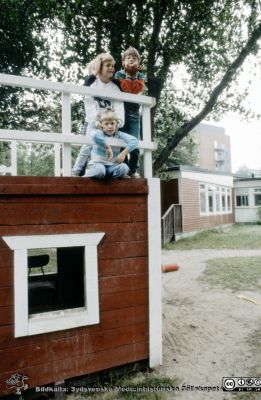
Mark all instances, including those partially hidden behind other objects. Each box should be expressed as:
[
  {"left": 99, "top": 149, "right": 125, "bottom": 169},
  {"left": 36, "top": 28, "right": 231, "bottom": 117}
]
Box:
[{"left": 153, "top": 22, "right": 261, "bottom": 174}]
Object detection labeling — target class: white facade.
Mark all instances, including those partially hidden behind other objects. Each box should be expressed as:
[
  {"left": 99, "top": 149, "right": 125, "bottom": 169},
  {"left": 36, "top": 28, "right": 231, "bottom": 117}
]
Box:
[{"left": 234, "top": 179, "right": 261, "bottom": 223}]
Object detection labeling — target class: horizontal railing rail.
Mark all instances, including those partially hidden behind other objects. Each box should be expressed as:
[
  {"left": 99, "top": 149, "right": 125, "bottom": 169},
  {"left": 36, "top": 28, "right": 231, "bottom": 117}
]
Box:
[
  {"left": 0, "top": 74, "right": 156, "bottom": 106},
  {"left": 0, "top": 73, "right": 156, "bottom": 177},
  {"left": 0, "top": 130, "right": 156, "bottom": 150}
]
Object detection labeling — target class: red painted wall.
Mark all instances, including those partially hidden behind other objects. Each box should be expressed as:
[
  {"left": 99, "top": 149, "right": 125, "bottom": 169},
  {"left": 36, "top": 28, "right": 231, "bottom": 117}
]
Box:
[{"left": 0, "top": 177, "right": 149, "bottom": 396}]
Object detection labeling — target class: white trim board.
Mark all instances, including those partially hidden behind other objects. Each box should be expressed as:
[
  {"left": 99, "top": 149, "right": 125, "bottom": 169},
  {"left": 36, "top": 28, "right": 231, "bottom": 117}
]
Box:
[{"left": 147, "top": 178, "right": 162, "bottom": 367}]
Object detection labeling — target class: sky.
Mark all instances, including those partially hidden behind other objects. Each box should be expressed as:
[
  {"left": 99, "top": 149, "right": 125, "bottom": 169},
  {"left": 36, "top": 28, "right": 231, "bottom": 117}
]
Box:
[{"left": 206, "top": 61, "right": 261, "bottom": 174}]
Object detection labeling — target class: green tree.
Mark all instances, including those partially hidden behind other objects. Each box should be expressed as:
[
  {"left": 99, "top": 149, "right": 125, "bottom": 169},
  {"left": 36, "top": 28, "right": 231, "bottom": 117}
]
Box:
[
  {"left": 55, "top": 0, "right": 261, "bottom": 172},
  {"left": 1, "top": 0, "right": 261, "bottom": 175},
  {"left": 154, "top": 84, "right": 198, "bottom": 169}
]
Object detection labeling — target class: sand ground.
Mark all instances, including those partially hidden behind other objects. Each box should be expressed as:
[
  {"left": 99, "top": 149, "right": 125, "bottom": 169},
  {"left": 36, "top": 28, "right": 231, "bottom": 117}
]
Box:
[{"left": 158, "top": 248, "right": 261, "bottom": 400}]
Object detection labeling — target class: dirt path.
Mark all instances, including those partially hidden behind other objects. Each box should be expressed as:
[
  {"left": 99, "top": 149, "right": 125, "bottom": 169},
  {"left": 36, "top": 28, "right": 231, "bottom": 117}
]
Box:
[{"left": 159, "top": 249, "right": 261, "bottom": 399}]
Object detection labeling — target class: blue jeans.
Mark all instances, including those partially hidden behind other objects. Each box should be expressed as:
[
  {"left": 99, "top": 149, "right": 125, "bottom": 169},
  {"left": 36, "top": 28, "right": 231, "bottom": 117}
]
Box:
[
  {"left": 73, "top": 144, "right": 92, "bottom": 175},
  {"left": 84, "top": 163, "right": 129, "bottom": 179},
  {"left": 73, "top": 121, "right": 94, "bottom": 176},
  {"left": 122, "top": 114, "right": 140, "bottom": 175}
]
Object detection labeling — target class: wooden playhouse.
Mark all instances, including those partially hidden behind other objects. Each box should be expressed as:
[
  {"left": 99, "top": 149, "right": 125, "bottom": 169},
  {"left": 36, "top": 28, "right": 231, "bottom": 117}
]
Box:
[{"left": 0, "top": 74, "right": 162, "bottom": 396}]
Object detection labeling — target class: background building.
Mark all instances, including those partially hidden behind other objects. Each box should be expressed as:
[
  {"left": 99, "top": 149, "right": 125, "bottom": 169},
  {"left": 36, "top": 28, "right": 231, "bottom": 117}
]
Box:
[
  {"left": 161, "top": 166, "right": 234, "bottom": 242},
  {"left": 234, "top": 177, "right": 261, "bottom": 223},
  {"left": 193, "top": 123, "right": 231, "bottom": 172}
]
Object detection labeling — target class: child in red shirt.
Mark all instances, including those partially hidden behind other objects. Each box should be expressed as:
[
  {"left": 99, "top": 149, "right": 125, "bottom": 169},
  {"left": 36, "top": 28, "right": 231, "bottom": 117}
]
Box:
[{"left": 115, "top": 47, "right": 145, "bottom": 178}]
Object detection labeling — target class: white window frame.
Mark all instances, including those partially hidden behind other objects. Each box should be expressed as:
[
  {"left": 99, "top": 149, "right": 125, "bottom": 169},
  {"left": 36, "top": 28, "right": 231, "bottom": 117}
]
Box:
[
  {"left": 3, "top": 233, "right": 104, "bottom": 337},
  {"left": 226, "top": 187, "right": 231, "bottom": 212},
  {"left": 215, "top": 187, "right": 221, "bottom": 212},
  {"left": 199, "top": 184, "right": 208, "bottom": 214},
  {"left": 236, "top": 194, "right": 249, "bottom": 207},
  {"left": 199, "top": 183, "right": 232, "bottom": 215}
]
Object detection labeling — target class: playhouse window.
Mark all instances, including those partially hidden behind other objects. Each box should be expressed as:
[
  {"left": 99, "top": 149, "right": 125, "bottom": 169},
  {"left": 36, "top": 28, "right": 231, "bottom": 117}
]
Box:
[
  {"left": 3, "top": 233, "right": 104, "bottom": 337},
  {"left": 28, "top": 247, "right": 85, "bottom": 315}
]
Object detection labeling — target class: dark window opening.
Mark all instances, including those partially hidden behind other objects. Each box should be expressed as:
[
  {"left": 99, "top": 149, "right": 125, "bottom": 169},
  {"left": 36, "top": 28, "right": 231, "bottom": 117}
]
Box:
[
  {"left": 28, "top": 247, "right": 85, "bottom": 315},
  {"left": 236, "top": 195, "right": 249, "bottom": 207},
  {"left": 254, "top": 194, "right": 261, "bottom": 206}
]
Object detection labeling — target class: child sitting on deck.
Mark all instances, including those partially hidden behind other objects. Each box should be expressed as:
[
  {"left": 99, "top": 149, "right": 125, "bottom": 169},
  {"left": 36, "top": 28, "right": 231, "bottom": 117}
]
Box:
[{"left": 84, "top": 109, "right": 138, "bottom": 179}]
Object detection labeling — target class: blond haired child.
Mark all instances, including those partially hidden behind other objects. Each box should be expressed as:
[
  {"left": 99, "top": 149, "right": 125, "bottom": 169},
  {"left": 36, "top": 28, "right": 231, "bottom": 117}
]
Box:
[
  {"left": 84, "top": 109, "right": 138, "bottom": 179},
  {"left": 73, "top": 53, "right": 124, "bottom": 176},
  {"left": 115, "top": 46, "right": 145, "bottom": 178}
]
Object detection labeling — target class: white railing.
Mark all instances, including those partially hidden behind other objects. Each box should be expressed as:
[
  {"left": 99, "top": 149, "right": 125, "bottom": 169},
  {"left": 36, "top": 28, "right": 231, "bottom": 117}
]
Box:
[{"left": 0, "top": 73, "right": 156, "bottom": 178}]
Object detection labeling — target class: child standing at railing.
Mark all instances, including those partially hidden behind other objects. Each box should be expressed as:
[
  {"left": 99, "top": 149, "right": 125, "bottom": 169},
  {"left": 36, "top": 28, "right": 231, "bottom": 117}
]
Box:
[
  {"left": 115, "top": 47, "right": 145, "bottom": 178},
  {"left": 84, "top": 109, "right": 138, "bottom": 179},
  {"left": 73, "top": 53, "right": 125, "bottom": 176}
]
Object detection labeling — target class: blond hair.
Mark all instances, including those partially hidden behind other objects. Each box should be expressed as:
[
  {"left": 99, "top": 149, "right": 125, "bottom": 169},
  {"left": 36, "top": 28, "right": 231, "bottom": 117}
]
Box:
[
  {"left": 122, "top": 46, "right": 141, "bottom": 62},
  {"left": 88, "top": 53, "right": 115, "bottom": 76},
  {"left": 96, "top": 109, "right": 119, "bottom": 128}
]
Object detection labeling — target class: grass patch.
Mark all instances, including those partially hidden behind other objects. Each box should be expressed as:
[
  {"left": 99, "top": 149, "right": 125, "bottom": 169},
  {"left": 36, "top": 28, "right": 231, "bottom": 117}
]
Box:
[
  {"left": 199, "top": 256, "right": 261, "bottom": 291},
  {"left": 78, "top": 372, "right": 179, "bottom": 399},
  {"left": 167, "top": 224, "right": 261, "bottom": 250}
]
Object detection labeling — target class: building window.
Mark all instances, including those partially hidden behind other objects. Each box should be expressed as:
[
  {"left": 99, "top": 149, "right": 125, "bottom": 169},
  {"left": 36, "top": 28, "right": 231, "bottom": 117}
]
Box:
[
  {"left": 226, "top": 188, "right": 231, "bottom": 211},
  {"left": 236, "top": 195, "right": 249, "bottom": 207},
  {"left": 221, "top": 188, "right": 226, "bottom": 212},
  {"left": 254, "top": 194, "right": 261, "bottom": 206},
  {"left": 199, "top": 183, "right": 232, "bottom": 215},
  {"left": 208, "top": 189, "right": 214, "bottom": 212},
  {"left": 200, "top": 184, "right": 207, "bottom": 213},
  {"left": 215, "top": 188, "right": 221, "bottom": 212},
  {"left": 3, "top": 233, "right": 104, "bottom": 337}
]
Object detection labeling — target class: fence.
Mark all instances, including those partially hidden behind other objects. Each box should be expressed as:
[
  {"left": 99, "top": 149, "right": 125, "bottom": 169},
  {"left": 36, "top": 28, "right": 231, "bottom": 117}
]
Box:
[{"left": 0, "top": 73, "right": 156, "bottom": 178}]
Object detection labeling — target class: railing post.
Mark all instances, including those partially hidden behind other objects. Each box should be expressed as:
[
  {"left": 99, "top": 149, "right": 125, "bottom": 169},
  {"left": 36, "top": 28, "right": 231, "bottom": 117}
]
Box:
[
  {"left": 54, "top": 143, "right": 61, "bottom": 176},
  {"left": 173, "top": 205, "right": 175, "bottom": 240},
  {"left": 62, "top": 93, "right": 71, "bottom": 176},
  {"left": 11, "top": 140, "right": 17, "bottom": 176},
  {"left": 162, "top": 217, "right": 165, "bottom": 246},
  {"left": 142, "top": 105, "right": 153, "bottom": 178}
]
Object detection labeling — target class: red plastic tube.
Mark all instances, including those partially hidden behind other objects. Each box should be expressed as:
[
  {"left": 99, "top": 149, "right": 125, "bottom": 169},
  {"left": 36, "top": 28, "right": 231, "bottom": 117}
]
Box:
[{"left": 161, "top": 264, "right": 179, "bottom": 273}]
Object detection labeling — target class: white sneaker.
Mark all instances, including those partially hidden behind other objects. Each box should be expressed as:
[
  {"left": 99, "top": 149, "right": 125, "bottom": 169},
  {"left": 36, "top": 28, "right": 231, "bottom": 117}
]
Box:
[
  {"left": 72, "top": 169, "right": 80, "bottom": 176},
  {"left": 129, "top": 172, "right": 140, "bottom": 178},
  {"left": 121, "top": 175, "right": 131, "bottom": 179}
]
